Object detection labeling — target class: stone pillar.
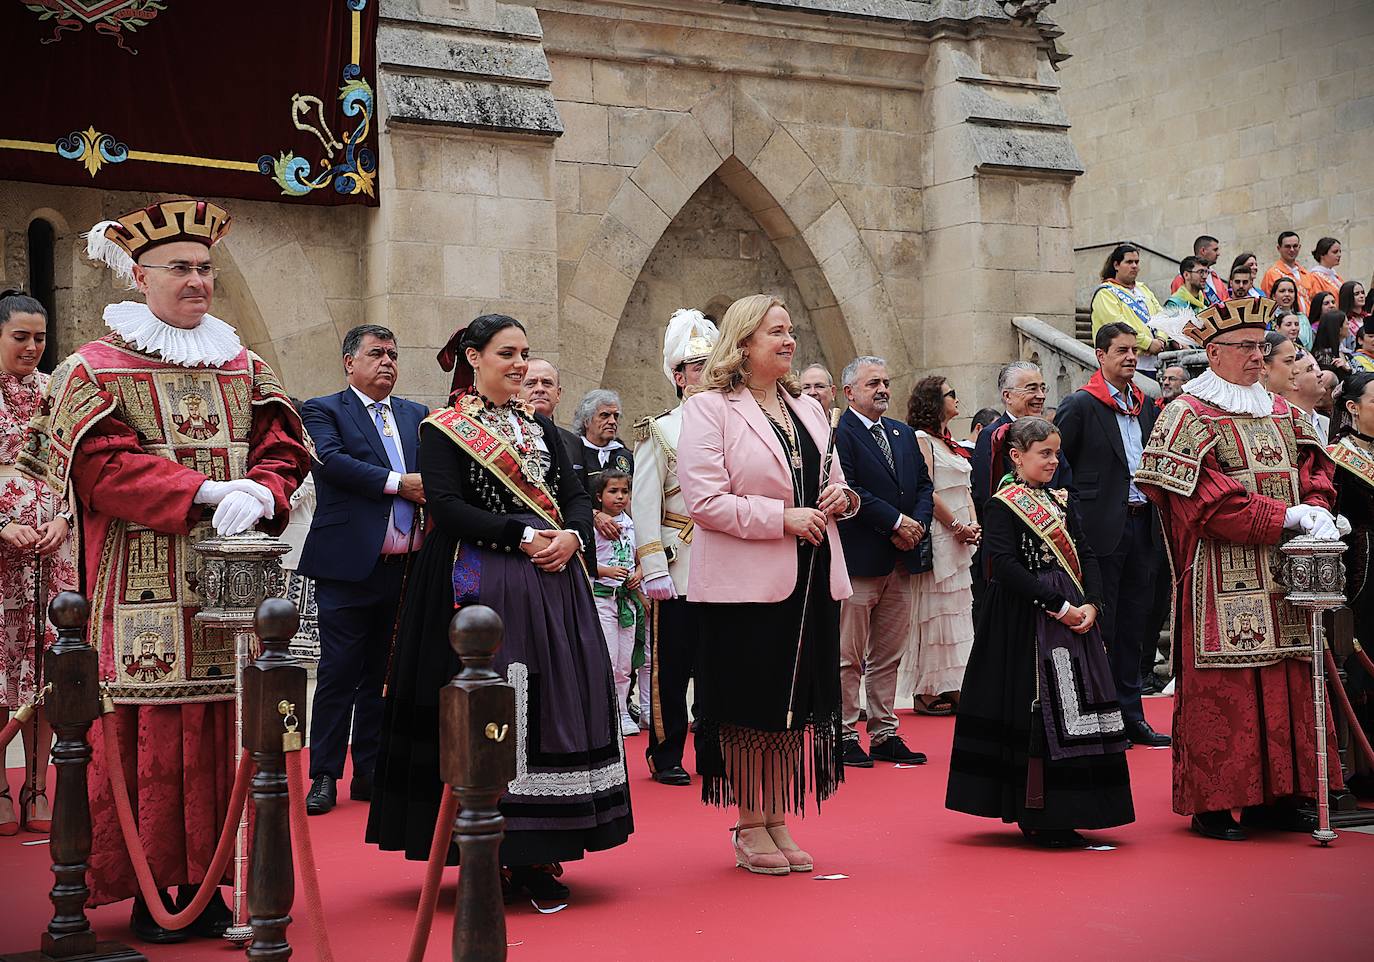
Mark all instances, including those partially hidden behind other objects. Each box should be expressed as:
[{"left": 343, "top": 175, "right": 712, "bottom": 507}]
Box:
[
  {"left": 919, "top": 9, "right": 1081, "bottom": 407},
  {"left": 366, "top": 0, "right": 564, "bottom": 409}
]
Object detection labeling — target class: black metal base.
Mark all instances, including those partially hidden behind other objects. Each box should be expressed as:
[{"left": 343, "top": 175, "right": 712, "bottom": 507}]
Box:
[
  {"left": 0, "top": 942, "right": 147, "bottom": 962},
  {"left": 1292, "top": 806, "right": 1374, "bottom": 831}
]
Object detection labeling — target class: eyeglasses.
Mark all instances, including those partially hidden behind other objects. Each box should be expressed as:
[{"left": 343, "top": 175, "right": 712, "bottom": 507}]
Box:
[
  {"left": 1212, "top": 338, "right": 1274, "bottom": 357},
  {"left": 943, "top": 389, "right": 957, "bottom": 399},
  {"left": 141, "top": 263, "right": 218, "bottom": 279},
  {"left": 1008, "top": 384, "right": 1049, "bottom": 395}
]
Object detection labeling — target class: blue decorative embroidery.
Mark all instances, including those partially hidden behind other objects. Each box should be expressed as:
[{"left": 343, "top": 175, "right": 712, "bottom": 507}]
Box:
[{"left": 452, "top": 542, "right": 482, "bottom": 608}]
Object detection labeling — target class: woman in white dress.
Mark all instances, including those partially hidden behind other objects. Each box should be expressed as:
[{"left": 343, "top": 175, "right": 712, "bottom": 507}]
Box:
[{"left": 898, "top": 376, "right": 979, "bottom": 715}]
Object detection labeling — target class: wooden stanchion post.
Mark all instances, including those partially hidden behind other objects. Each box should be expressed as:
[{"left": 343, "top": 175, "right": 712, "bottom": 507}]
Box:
[
  {"left": 0, "top": 592, "right": 144, "bottom": 962},
  {"left": 440, "top": 606, "right": 516, "bottom": 962},
  {"left": 241, "top": 598, "right": 305, "bottom": 962}
]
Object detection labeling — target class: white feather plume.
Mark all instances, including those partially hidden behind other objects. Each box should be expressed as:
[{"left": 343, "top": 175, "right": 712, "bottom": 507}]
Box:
[
  {"left": 85, "top": 221, "right": 137, "bottom": 289},
  {"left": 662, "top": 308, "right": 720, "bottom": 383},
  {"left": 1149, "top": 305, "right": 1202, "bottom": 347}
]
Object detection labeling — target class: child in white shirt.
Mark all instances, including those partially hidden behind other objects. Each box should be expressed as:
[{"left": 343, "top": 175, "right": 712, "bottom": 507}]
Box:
[{"left": 591, "top": 470, "right": 644, "bottom": 738}]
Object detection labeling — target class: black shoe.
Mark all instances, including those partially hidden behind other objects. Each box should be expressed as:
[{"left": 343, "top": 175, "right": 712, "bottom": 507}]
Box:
[
  {"left": 130, "top": 891, "right": 188, "bottom": 944},
  {"left": 857, "top": 708, "right": 867, "bottom": 722},
  {"left": 627, "top": 700, "right": 641, "bottom": 723},
  {"left": 841, "top": 741, "right": 873, "bottom": 768},
  {"left": 1191, "top": 810, "right": 1246, "bottom": 841},
  {"left": 651, "top": 765, "right": 691, "bottom": 786},
  {"left": 507, "top": 864, "right": 570, "bottom": 903},
  {"left": 349, "top": 771, "right": 373, "bottom": 802},
  {"left": 1020, "top": 826, "right": 1087, "bottom": 849},
  {"left": 306, "top": 774, "right": 337, "bottom": 815},
  {"left": 1126, "top": 720, "right": 1171, "bottom": 747},
  {"left": 175, "top": 885, "right": 232, "bottom": 939},
  {"left": 868, "top": 736, "right": 926, "bottom": 765}
]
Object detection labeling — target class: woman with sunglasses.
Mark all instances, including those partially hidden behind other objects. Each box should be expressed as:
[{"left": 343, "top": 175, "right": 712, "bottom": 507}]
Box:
[{"left": 899, "top": 376, "right": 978, "bottom": 716}]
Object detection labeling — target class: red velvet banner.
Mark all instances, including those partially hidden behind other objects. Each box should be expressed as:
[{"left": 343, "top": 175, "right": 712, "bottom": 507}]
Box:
[{"left": 0, "top": 0, "right": 379, "bottom": 206}]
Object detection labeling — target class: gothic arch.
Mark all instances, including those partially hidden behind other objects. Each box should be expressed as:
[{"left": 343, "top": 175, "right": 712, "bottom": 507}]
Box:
[{"left": 560, "top": 82, "right": 911, "bottom": 390}]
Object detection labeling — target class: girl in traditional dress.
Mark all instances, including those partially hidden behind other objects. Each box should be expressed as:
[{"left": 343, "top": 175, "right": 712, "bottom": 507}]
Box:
[
  {"left": 899, "top": 375, "right": 979, "bottom": 715},
  {"left": 0, "top": 290, "right": 77, "bottom": 835},
  {"left": 945, "top": 417, "right": 1134, "bottom": 848},
  {"left": 676, "top": 293, "right": 858, "bottom": 875},
  {"left": 366, "top": 314, "right": 631, "bottom": 904}
]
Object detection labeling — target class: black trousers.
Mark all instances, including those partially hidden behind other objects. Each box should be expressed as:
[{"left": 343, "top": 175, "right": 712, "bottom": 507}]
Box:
[
  {"left": 1096, "top": 510, "right": 1157, "bottom": 725},
  {"left": 309, "top": 555, "right": 408, "bottom": 780},
  {"left": 646, "top": 596, "right": 700, "bottom": 774}
]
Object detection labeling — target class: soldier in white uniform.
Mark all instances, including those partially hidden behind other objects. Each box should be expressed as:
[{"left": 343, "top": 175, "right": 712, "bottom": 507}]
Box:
[{"left": 633, "top": 309, "right": 720, "bottom": 786}]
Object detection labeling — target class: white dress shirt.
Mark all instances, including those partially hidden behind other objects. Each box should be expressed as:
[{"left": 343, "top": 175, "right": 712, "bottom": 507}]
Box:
[{"left": 350, "top": 386, "right": 421, "bottom": 554}]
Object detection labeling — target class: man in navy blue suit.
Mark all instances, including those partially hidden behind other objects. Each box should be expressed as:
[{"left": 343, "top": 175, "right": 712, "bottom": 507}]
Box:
[
  {"left": 298, "top": 324, "right": 428, "bottom": 814},
  {"left": 835, "top": 356, "right": 934, "bottom": 768}
]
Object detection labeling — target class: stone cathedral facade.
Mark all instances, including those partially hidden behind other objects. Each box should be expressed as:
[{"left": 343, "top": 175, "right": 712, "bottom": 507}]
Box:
[{"left": 2, "top": 0, "right": 1086, "bottom": 421}]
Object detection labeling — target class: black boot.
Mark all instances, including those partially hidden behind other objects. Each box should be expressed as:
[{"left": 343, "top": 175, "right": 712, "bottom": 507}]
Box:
[
  {"left": 130, "top": 890, "right": 188, "bottom": 944},
  {"left": 506, "top": 863, "right": 570, "bottom": 903}
]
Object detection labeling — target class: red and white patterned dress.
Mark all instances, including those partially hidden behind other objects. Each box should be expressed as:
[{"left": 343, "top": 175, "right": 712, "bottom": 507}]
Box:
[{"left": 0, "top": 369, "right": 78, "bottom": 708}]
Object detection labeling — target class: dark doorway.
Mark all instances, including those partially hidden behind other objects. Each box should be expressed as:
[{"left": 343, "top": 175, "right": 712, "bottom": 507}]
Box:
[{"left": 27, "top": 218, "right": 58, "bottom": 373}]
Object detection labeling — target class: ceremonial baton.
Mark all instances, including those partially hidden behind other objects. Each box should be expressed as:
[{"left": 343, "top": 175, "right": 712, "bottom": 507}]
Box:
[
  {"left": 28, "top": 547, "right": 46, "bottom": 804},
  {"left": 784, "top": 407, "right": 842, "bottom": 729}
]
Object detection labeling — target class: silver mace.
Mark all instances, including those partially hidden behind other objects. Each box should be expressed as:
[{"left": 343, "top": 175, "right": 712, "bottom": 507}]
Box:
[{"left": 1277, "top": 534, "right": 1346, "bottom": 846}]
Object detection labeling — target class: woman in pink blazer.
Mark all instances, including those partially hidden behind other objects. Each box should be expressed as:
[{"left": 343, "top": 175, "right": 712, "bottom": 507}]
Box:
[{"left": 677, "top": 293, "right": 858, "bottom": 877}]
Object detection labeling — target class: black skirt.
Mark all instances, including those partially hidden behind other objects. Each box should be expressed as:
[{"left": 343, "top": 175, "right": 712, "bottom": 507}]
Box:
[
  {"left": 692, "top": 406, "right": 843, "bottom": 813},
  {"left": 945, "top": 573, "right": 1134, "bottom": 831},
  {"left": 365, "top": 514, "right": 633, "bottom": 866}
]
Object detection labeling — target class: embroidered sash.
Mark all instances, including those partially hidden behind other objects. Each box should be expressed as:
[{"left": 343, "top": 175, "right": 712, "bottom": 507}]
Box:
[
  {"left": 1329, "top": 437, "right": 1374, "bottom": 491},
  {"left": 424, "top": 400, "right": 564, "bottom": 530},
  {"left": 991, "top": 483, "right": 1084, "bottom": 594},
  {"left": 1096, "top": 282, "right": 1151, "bottom": 326}
]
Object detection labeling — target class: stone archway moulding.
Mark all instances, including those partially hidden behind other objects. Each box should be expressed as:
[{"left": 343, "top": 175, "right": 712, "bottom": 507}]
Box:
[{"left": 560, "top": 81, "right": 913, "bottom": 389}]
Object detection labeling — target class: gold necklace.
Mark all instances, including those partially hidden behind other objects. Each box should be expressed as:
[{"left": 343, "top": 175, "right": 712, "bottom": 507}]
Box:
[{"left": 762, "top": 388, "right": 803, "bottom": 470}]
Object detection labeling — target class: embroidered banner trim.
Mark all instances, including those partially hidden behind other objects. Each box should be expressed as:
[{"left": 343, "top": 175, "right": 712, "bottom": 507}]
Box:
[{"left": 991, "top": 483, "right": 1084, "bottom": 594}]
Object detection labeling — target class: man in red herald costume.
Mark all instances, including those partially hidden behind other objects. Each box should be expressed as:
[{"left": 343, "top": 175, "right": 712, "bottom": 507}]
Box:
[
  {"left": 1135, "top": 296, "right": 1343, "bottom": 842},
  {"left": 20, "top": 199, "right": 309, "bottom": 942}
]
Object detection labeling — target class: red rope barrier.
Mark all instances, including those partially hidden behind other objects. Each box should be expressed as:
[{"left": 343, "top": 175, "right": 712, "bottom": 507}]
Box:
[
  {"left": 102, "top": 718, "right": 252, "bottom": 930},
  {"left": 1353, "top": 640, "right": 1374, "bottom": 680},
  {"left": 405, "top": 788, "right": 460, "bottom": 962},
  {"left": 1325, "top": 646, "right": 1374, "bottom": 771},
  {"left": 285, "top": 750, "right": 336, "bottom": 962}
]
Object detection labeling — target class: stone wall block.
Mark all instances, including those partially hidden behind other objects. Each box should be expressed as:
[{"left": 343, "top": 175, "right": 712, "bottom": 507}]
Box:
[
  {"left": 578, "top": 164, "right": 629, "bottom": 215},
  {"left": 548, "top": 54, "right": 593, "bottom": 103},
  {"left": 802, "top": 202, "right": 862, "bottom": 266},
  {"left": 568, "top": 251, "right": 635, "bottom": 318},
  {"left": 860, "top": 230, "right": 922, "bottom": 279},
  {"left": 976, "top": 176, "right": 1017, "bottom": 224},
  {"left": 752, "top": 204, "right": 799, "bottom": 241},
  {"left": 717, "top": 162, "right": 777, "bottom": 214},
  {"left": 607, "top": 179, "right": 672, "bottom": 245},
  {"left": 1015, "top": 181, "right": 1071, "bottom": 228},
  {"left": 499, "top": 249, "right": 558, "bottom": 301},
  {"left": 554, "top": 101, "right": 611, "bottom": 164},
  {"left": 609, "top": 107, "right": 681, "bottom": 167},
  {"left": 385, "top": 242, "right": 445, "bottom": 298},
  {"left": 559, "top": 293, "right": 619, "bottom": 375},
  {"left": 783, "top": 168, "right": 841, "bottom": 233},
  {"left": 1013, "top": 270, "right": 1076, "bottom": 316},
  {"left": 557, "top": 211, "right": 601, "bottom": 262},
  {"left": 386, "top": 190, "right": 475, "bottom": 245},
  {"left": 690, "top": 88, "right": 734, "bottom": 160},
  {"left": 1037, "top": 226, "right": 1073, "bottom": 272},
  {"left": 443, "top": 245, "right": 501, "bottom": 298},
  {"left": 555, "top": 162, "right": 580, "bottom": 212},
  {"left": 731, "top": 86, "right": 777, "bottom": 168},
  {"left": 631, "top": 149, "right": 694, "bottom": 219},
  {"left": 773, "top": 234, "right": 819, "bottom": 272},
  {"left": 921, "top": 178, "right": 977, "bottom": 231},
  {"left": 498, "top": 145, "right": 554, "bottom": 200},
  {"left": 751, "top": 129, "right": 817, "bottom": 210},
  {"left": 585, "top": 215, "right": 654, "bottom": 281},
  {"left": 592, "top": 60, "right": 649, "bottom": 108},
  {"left": 792, "top": 265, "right": 839, "bottom": 311},
  {"left": 655, "top": 116, "right": 725, "bottom": 193},
  {"left": 822, "top": 237, "right": 882, "bottom": 304},
  {"left": 474, "top": 196, "right": 555, "bottom": 252}
]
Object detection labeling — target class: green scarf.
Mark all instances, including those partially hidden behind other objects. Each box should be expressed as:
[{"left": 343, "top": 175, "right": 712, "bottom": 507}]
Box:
[{"left": 592, "top": 582, "right": 648, "bottom": 670}]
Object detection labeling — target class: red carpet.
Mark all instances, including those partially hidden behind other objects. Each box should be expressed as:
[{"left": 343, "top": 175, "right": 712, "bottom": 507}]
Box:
[{"left": 2, "top": 698, "right": 1370, "bottom": 962}]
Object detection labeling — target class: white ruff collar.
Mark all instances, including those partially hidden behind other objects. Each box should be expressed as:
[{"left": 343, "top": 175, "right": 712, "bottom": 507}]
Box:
[
  {"left": 104, "top": 301, "right": 243, "bottom": 367},
  {"left": 1184, "top": 369, "right": 1274, "bottom": 417}
]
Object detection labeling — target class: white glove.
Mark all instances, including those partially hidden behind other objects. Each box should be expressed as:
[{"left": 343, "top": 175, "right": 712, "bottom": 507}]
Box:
[
  {"left": 1284, "top": 504, "right": 1340, "bottom": 540},
  {"left": 1336, "top": 513, "right": 1353, "bottom": 537},
  {"left": 1306, "top": 512, "right": 1340, "bottom": 541},
  {"left": 195, "top": 478, "right": 275, "bottom": 512},
  {"left": 212, "top": 490, "right": 271, "bottom": 536},
  {"left": 642, "top": 573, "right": 678, "bottom": 601}
]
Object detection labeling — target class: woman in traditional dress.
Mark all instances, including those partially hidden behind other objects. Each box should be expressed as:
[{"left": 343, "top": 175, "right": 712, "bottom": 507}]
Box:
[
  {"left": 676, "top": 293, "right": 858, "bottom": 875},
  {"left": 946, "top": 417, "right": 1134, "bottom": 848},
  {"left": 899, "top": 375, "right": 979, "bottom": 715},
  {"left": 366, "top": 314, "right": 632, "bottom": 903},
  {"left": 1329, "top": 371, "right": 1374, "bottom": 750},
  {"left": 0, "top": 290, "right": 78, "bottom": 835}
]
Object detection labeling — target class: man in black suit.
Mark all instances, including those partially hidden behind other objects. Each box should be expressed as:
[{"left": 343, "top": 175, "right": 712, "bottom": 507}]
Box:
[
  {"left": 298, "top": 325, "right": 430, "bottom": 813},
  {"left": 835, "top": 356, "right": 935, "bottom": 767},
  {"left": 1055, "top": 322, "right": 1171, "bottom": 747}
]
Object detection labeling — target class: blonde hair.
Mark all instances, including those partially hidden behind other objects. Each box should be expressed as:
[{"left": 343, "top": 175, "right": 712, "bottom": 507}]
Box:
[{"left": 698, "top": 293, "right": 801, "bottom": 396}]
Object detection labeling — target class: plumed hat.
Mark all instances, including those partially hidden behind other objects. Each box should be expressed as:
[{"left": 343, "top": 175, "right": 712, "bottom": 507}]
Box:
[
  {"left": 662, "top": 308, "right": 720, "bottom": 385},
  {"left": 1183, "top": 296, "right": 1276, "bottom": 346},
  {"left": 85, "top": 199, "right": 232, "bottom": 286}
]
